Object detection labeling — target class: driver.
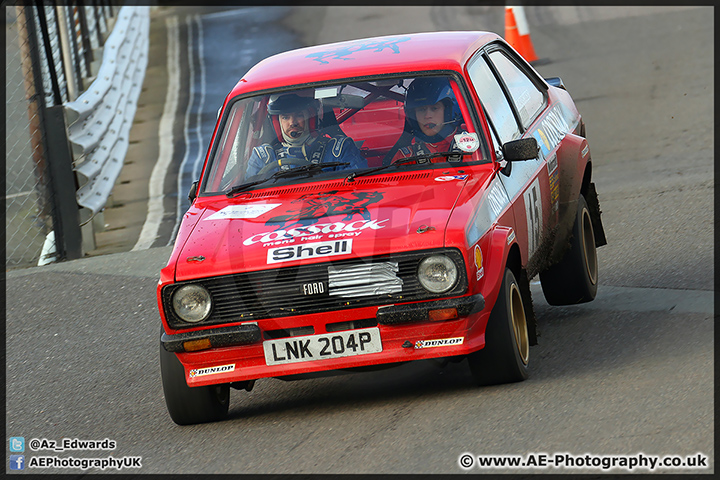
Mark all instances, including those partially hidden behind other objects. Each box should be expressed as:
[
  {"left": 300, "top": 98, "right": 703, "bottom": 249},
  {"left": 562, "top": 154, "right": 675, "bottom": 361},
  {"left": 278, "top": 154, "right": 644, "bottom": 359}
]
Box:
[
  {"left": 393, "top": 77, "right": 463, "bottom": 162},
  {"left": 246, "top": 93, "right": 366, "bottom": 177}
]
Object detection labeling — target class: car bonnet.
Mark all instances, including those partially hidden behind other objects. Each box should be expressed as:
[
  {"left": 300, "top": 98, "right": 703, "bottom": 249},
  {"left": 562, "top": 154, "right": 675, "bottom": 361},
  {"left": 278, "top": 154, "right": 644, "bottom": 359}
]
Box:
[{"left": 173, "top": 173, "right": 473, "bottom": 281}]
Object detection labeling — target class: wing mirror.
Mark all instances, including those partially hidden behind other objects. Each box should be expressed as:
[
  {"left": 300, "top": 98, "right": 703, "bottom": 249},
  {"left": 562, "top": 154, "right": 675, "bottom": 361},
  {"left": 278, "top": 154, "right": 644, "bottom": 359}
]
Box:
[
  {"left": 502, "top": 137, "right": 539, "bottom": 162},
  {"left": 188, "top": 180, "right": 198, "bottom": 203}
]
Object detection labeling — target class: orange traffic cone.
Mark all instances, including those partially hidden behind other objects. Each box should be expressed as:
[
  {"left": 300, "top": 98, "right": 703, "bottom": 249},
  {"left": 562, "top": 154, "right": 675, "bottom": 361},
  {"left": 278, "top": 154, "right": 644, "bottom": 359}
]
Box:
[{"left": 505, "top": 6, "right": 538, "bottom": 63}]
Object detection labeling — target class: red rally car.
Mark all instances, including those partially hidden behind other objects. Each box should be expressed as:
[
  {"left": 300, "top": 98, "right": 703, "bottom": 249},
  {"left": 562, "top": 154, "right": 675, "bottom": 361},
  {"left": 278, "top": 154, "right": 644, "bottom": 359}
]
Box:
[{"left": 158, "top": 31, "right": 607, "bottom": 425}]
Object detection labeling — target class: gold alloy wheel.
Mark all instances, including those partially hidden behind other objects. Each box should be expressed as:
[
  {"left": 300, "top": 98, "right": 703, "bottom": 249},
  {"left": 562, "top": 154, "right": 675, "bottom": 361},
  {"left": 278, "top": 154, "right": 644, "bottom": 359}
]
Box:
[
  {"left": 580, "top": 208, "right": 598, "bottom": 286},
  {"left": 509, "top": 282, "right": 529, "bottom": 365}
]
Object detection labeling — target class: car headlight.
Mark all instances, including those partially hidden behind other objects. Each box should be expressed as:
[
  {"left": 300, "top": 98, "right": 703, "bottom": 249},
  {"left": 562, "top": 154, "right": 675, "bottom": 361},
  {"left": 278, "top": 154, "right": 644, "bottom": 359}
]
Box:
[
  {"left": 172, "top": 284, "right": 212, "bottom": 323},
  {"left": 417, "top": 255, "right": 458, "bottom": 293}
]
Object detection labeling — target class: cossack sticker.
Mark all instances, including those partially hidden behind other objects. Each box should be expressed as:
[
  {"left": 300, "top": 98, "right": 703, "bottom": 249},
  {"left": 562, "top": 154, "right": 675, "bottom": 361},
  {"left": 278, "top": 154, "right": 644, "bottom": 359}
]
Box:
[{"left": 244, "top": 219, "right": 388, "bottom": 246}]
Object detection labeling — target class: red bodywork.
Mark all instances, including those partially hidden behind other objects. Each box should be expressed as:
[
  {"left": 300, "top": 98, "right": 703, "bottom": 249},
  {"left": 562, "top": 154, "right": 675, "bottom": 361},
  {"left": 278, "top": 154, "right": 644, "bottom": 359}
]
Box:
[{"left": 158, "top": 32, "right": 594, "bottom": 387}]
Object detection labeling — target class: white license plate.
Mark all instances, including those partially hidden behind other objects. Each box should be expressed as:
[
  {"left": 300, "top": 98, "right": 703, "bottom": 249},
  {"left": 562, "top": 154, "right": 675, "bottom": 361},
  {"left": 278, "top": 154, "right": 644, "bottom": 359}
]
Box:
[{"left": 263, "top": 327, "right": 382, "bottom": 366}]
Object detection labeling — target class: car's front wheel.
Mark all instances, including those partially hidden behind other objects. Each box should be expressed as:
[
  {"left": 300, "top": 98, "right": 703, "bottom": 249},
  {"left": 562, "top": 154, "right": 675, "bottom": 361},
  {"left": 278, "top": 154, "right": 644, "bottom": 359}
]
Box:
[
  {"left": 160, "top": 341, "right": 230, "bottom": 425},
  {"left": 540, "top": 193, "right": 598, "bottom": 305},
  {"left": 467, "top": 267, "right": 530, "bottom": 386}
]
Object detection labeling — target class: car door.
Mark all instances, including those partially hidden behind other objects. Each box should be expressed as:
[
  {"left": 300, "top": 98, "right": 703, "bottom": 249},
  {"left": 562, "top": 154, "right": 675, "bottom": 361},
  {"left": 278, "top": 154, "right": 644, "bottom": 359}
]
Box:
[{"left": 466, "top": 43, "right": 553, "bottom": 271}]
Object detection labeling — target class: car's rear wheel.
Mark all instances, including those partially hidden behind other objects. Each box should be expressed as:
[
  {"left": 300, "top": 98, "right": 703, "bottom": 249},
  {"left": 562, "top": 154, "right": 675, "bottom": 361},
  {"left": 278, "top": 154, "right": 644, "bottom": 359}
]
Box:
[
  {"left": 467, "top": 268, "right": 530, "bottom": 386},
  {"left": 160, "top": 342, "right": 230, "bottom": 425},
  {"left": 540, "top": 194, "right": 598, "bottom": 305}
]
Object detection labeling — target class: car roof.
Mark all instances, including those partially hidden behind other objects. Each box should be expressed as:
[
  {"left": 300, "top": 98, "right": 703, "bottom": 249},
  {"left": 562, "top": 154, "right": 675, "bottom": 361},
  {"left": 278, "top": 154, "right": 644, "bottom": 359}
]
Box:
[{"left": 231, "top": 31, "right": 502, "bottom": 96}]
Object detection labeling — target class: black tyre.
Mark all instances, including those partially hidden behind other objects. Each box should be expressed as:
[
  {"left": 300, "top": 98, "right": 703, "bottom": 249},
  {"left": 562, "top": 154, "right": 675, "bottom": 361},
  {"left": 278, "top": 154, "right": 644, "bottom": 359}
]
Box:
[
  {"left": 160, "top": 342, "right": 230, "bottom": 425},
  {"left": 468, "top": 268, "right": 530, "bottom": 386},
  {"left": 540, "top": 194, "right": 598, "bottom": 305}
]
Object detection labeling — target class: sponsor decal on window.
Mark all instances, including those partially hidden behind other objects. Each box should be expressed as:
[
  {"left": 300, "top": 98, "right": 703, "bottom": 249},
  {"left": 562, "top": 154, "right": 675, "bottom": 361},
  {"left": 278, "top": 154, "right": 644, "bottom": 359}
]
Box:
[{"left": 454, "top": 131, "right": 480, "bottom": 152}]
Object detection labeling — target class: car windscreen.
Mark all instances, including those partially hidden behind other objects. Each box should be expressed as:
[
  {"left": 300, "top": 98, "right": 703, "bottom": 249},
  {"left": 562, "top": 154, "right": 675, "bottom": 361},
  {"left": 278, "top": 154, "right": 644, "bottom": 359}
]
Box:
[{"left": 201, "top": 75, "right": 490, "bottom": 195}]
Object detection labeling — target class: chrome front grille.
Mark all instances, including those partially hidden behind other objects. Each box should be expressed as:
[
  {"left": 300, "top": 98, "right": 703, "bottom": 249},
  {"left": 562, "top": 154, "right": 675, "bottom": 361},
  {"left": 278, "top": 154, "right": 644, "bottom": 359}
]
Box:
[{"left": 162, "top": 248, "right": 467, "bottom": 329}]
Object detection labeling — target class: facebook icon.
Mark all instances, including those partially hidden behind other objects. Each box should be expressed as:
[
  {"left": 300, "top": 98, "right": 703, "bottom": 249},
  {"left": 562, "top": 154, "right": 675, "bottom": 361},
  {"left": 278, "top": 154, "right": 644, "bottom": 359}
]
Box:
[{"left": 10, "top": 455, "right": 25, "bottom": 470}]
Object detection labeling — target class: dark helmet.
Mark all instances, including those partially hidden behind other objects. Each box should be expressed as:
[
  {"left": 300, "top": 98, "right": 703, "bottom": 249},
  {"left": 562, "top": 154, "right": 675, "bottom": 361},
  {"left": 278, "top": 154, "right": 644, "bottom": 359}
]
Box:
[
  {"left": 267, "top": 93, "right": 320, "bottom": 142},
  {"left": 404, "top": 77, "right": 462, "bottom": 143},
  {"left": 267, "top": 93, "right": 318, "bottom": 115}
]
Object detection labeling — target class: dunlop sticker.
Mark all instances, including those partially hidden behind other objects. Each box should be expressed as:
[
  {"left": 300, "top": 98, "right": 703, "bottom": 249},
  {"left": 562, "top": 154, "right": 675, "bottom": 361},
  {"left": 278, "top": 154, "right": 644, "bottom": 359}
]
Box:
[
  {"left": 189, "top": 364, "right": 236, "bottom": 378},
  {"left": 414, "top": 337, "right": 464, "bottom": 349}
]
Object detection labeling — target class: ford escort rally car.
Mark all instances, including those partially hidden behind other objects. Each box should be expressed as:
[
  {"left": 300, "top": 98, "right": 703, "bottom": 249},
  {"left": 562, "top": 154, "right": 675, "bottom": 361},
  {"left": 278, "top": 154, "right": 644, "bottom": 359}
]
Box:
[{"left": 158, "top": 31, "right": 607, "bottom": 425}]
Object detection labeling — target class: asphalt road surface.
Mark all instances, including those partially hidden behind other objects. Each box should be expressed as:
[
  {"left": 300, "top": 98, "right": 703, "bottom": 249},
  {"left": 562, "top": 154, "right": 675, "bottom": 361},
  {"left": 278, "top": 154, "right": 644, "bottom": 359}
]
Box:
[{"left": 6, "top": 6, "right": 713, "bottom": 475}]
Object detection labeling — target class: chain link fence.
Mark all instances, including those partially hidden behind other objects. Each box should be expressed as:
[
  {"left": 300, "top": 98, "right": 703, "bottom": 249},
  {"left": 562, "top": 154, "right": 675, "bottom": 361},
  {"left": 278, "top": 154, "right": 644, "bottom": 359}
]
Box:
[
  {"left": 6, "top": 7, "right": 47, "bottom": 269},
  {"left": 5, "top": 4, "right": 121, "bottom": 269}
]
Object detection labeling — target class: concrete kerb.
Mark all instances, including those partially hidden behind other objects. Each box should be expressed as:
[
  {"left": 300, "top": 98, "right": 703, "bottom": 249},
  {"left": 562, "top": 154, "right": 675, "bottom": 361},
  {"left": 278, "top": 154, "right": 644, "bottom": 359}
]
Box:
[{"left": 7, "top": 246, "right": 173, "bottom": 279}]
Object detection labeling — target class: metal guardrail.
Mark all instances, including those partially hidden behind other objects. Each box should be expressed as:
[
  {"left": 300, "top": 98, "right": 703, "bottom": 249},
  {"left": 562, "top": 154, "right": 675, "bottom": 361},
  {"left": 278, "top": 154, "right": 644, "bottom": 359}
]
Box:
[
  {"left": 65, "top": 6, "right": 150, "bottom": 219},
  {"left": 6, "top": 4, "right": 150, "bottom": 268}
]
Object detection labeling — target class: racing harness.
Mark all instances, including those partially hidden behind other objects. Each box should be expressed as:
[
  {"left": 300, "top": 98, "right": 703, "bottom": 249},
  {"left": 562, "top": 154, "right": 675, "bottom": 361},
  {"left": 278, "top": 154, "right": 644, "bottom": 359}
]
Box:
[{"left": 253, "top": 134, "right": 351, "bottom": 170}]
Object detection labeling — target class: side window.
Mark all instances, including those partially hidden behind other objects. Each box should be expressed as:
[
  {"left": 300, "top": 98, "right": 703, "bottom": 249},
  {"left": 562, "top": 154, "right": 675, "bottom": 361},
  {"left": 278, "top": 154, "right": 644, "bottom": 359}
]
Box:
[
  {"left": 466, "top": 55, "right": 520, "bottom": 145},
  {"left": 488, "top": 51, "right": 545, "bottom": 129}
]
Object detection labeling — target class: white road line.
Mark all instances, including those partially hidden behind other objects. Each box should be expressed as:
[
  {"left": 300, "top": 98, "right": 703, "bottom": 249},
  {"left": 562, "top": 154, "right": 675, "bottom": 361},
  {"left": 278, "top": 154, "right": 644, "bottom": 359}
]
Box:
[
  {"left": 168, "top": 14, "right": 198, "bottom": 246},
  {"left": 132, "top": 16, "right": 180, "bottom": 252},
  {"left": 192, "top": 15, "right": 207, "bottom": 184},
  {"left": 168, "top": 14, "right": 208, "bottom": 246}
]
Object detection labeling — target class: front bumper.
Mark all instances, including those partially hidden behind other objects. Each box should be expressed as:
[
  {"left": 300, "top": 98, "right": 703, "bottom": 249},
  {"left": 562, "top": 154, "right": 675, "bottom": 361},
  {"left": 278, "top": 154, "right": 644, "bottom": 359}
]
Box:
[
  {"left": 161, "top": 324, "right": 262, "bottom": 353},
  {"left": 162, "top": 294, "right": 487, "bottom": 386}
]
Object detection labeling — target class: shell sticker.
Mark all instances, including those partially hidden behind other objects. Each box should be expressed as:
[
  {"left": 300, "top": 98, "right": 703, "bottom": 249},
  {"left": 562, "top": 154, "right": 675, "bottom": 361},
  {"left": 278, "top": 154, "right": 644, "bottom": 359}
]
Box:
[{"left": 474, "top": 244, "right": 485, "bottom": 281}]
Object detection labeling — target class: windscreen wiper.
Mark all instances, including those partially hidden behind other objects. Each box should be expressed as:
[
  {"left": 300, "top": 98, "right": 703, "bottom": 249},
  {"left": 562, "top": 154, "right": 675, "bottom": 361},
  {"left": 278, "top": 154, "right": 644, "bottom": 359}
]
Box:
[
  {"left": 345, "top": 151, "right": 469, "bottom": 182},
  {"left": 225, "top": 162, "right": 349, "bottom": 197},
  {"left": 275, "top": 161, "right": 349, "bottom": 178}
]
